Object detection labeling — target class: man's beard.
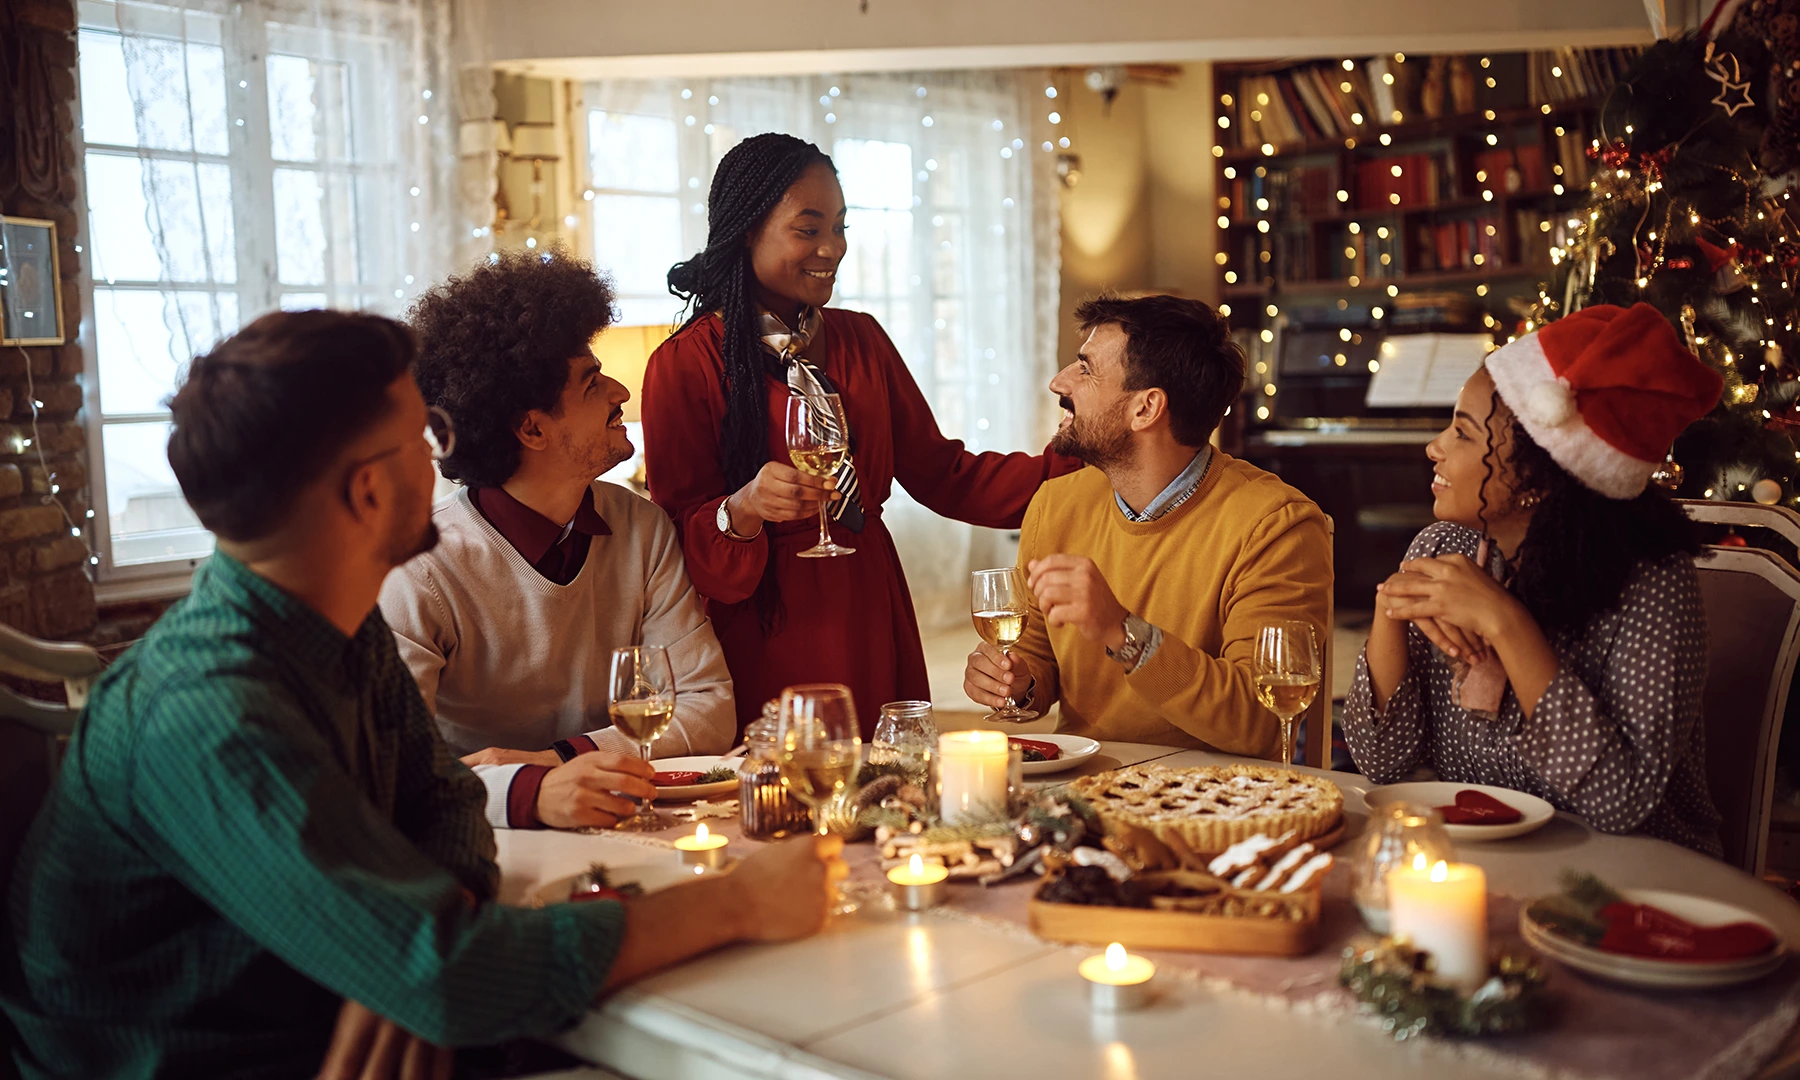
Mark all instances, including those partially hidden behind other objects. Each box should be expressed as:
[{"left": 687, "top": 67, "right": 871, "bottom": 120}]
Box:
[
  {"left": 385, "top": 519, "right": 439, "bottom": 566},
  {"left": 1049, "top": 395, "right": 1131, "bottom": 469}
]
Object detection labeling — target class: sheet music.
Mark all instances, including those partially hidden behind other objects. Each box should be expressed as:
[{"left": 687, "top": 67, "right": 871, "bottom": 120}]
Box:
[{"left": 1364, "top": 333, "right": 1494, "bottom": 408}]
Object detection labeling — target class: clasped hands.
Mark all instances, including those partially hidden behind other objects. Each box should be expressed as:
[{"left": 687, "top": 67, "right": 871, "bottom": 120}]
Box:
[
  {"left": 1376, "top": 553, "right": 1525, "bottom": 662},
  {"left": 963, "top": 555, "right": 1125, "bottom": 708}
]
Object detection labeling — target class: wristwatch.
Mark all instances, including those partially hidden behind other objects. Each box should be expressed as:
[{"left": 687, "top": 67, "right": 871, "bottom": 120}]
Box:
[
  {"left": 716, "top": 497, "right": 762, "bottom": 541},
  {"left": 1107, "top": 613, "right": 1156, "bottom": 672}
]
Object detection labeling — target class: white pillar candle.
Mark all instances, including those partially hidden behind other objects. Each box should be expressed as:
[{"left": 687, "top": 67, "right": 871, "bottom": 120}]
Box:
[
  {"left": 938, "top": 730, "right": 1010, "bottom": 823},
  {"left": 1386, "top": 856, "right": 1488, "bottom": 991}
]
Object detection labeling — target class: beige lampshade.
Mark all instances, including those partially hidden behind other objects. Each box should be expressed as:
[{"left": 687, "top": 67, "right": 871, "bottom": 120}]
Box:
[
  {"left": 590, "top": 324, "right": 672, "bottom": 424},
  {"left": 509, "top": 122, "right": 560, "bottom": 162},
  {"left": 459, "top": 118, "right": 511, "bottom": 157}
]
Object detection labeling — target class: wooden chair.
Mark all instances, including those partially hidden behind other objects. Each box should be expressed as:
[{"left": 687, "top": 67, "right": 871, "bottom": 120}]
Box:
[
  {"left": 1304, "top": 514, "right": 1335, "bottom": 770},
  {"left": 1678, "top": 500, "right": 1800, "bottom": 875},
  {"left": 0, "top": 621, "right": 104, "bottom": 889}
]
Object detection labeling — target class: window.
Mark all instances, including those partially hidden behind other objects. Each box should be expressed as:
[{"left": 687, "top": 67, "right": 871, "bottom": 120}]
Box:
[
  {"left": 78, "top": 0, "right": 440, "bottom": 581},
  {"left": 578, "top": 73, "right": 1057, "bottom": 461}
]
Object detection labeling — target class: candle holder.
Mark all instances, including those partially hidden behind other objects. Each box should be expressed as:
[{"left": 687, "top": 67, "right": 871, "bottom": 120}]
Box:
[
  {"left": 886, "top": 855, "right": 949, "bottom": 910},
  {"left": 1340, "top": 935, "right": 1551, "bottom": 1040},
  {"left": 673, "top": 824, "right": 729, "bottom": 871},
  {"left": 1079, "top": 943, "right": 1156, "bottom": 1013},
  {"left": 1353, "top": 801, "right": 1456, "bottom": 933}
]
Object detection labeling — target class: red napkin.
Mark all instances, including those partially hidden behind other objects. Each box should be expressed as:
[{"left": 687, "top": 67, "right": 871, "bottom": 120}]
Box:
[
  {"left": 653, "top": 770, "right": 703, "bottom": 786},
  {"left": 1009, "top": 738, "right": 1061, "bottom": 761},
  {"left": 1597, "top": 901, "right": 1778, "bottom": 961},
  {"left": 1436, "top": 789, "right": 1524, "bottom": 825}
]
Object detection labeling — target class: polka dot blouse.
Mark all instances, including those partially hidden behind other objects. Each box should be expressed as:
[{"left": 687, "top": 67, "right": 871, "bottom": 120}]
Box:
[{"left": 1342, "top": 521, "right": 1723, "bottom": 857}]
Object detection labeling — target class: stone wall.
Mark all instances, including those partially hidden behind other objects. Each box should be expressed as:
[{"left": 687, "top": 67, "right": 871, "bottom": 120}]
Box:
[{"left": 1, "top": 0, "right": 99, "bottom": 641}]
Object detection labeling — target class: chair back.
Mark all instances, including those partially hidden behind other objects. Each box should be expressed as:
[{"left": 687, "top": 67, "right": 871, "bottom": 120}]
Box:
[
  {"left": 0, "top": 622, "right": 103, "bottom": 891},
  {"left": 1689, "top": 544, "right": 1800, "bottom": 874},
  {"left": 1305, "top": 514, "right": 1336, "bottom": 770}
]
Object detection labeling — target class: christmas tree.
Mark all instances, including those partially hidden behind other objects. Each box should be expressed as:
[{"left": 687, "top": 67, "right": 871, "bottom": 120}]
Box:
[{"left": 1530, "top": 0, "right": 1800, "bottom": 507}]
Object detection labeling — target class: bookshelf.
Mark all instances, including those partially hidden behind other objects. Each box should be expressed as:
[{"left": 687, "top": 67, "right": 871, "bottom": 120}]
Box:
[
  {"left": 1212, "top": 47, "right": 1639, "bottom": 609},
  {"left": 1212, "top": 47, "right": 1641, "bottom": 428}
]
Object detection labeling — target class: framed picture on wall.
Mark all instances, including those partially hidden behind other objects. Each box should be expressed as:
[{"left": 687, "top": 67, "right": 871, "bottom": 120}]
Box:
[{"left": 0, "top": 216, "right": 65, "bottom": 346}]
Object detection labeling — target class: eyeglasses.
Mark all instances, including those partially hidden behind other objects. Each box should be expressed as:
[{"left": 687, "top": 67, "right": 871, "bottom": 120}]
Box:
[{"left": 346, "top": 405, "right": 457, "bottom": 474}]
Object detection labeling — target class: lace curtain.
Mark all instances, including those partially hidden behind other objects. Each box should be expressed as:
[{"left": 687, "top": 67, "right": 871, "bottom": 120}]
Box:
[
  {"left": 79, "top": 0, "right": 488, "bottom": 573},
  {"left": 581, "top": 69, "right": 1063, "bottom": 630}
]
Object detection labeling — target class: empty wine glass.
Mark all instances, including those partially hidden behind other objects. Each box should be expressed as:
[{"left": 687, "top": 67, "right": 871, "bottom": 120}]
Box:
[
  {"left": 1253, "top": 619, "right": 1321, "bottom": 767},
  {"left": 785, "top": 394, "right": 855, "bottom": 558},
  {"left": 609, "top": 645, "right": 676, "bottom": 831},
  {"left": 971, "top": 567, "right": 1038, "bottom": 723},
  {"left": 778, "top": 683, "right": 862, "bottom": 915}
]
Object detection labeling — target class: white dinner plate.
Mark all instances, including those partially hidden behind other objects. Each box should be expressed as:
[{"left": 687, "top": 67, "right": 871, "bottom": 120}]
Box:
[
  {"left": 1012, "top": 734, "right": 1102, "bottom": 775},
  {"left": 1363, "top": 781, "right": 1556, "bottom": 842},
  {"left": 528, "top": 860, "right": 694, "bottom": 908},
  {"left": 650, "top": 755, "right": 739, "bottom": 801},
  {"left": 1520, "top": 889, "right": 1788, "bottom": 990}
]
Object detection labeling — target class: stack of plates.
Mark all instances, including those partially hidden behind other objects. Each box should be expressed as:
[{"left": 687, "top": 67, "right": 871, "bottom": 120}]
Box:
[{"left": 1520, "top": 890, "right": 1788, "bottom": 990}]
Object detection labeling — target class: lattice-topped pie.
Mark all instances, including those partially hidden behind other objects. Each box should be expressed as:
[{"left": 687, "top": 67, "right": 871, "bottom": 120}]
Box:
[{"left": 1069, "top": 763, "right": 1343, "bottom": 857}]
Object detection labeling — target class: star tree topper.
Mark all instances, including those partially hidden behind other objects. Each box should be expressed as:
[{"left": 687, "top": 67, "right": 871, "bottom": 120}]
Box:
[{"left": 1707, "top": 42, "right": 1756, "bottom": 117}]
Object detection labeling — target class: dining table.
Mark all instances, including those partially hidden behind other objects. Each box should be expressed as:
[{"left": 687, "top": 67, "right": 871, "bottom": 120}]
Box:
[{"left": 495, "top": 728, "right": 1800, "bottom": 1080}]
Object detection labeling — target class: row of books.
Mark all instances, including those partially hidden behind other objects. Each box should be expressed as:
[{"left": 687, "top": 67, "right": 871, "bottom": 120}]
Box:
[
  {"left": 1527, "top": 47, "right": 1643, "bottom": 104},
  {"left": 1226, "top": 212, "right": 1508, "bottom": 285},
  {"left": 1228, "top": 143, "right": 1560, "bottom": 224},
  {"left": 1224, "top": 167, "right": 1343, "bottom": 223},
  {"left": 1225, "top": 47, "right": 1639, "bottom": 151}
]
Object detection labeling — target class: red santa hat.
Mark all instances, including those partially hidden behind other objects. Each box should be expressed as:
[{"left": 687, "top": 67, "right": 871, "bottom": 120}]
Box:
[{"left": 1484, "top": 303, "right": 1723, "bottom": 499}]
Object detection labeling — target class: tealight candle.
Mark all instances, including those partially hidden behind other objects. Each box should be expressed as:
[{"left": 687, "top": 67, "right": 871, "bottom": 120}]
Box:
[
  {"left": 673, "top": 823, "right": 729, "bottom": 871},
  {"left": 1079, "top": 942, "right": 1155, "bottom": 1012},
  {"left": 886, "top": 854, "right": 949, "bottom": 910},
  {"left": 1386, "top": 854, "right": 1488, "bottom": 991},
  {"left": 938, "top": 730, "right": 1009, "bottom": 823}
]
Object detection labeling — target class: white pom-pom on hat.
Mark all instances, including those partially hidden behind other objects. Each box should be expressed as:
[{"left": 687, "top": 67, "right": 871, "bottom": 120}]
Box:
[{"left": 1524, "top": 378, "right": 1576, "bottom": 427}]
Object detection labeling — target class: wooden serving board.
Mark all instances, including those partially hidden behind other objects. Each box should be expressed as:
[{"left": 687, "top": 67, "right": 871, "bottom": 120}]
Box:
[{"left": 1027, "top": 886, "right": 1322, "bottom": 957}]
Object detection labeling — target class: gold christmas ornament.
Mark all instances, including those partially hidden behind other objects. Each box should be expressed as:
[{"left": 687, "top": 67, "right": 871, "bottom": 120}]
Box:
[
  {"left": 1706, "top": 43, "right": 1756, "bottom": 117},
  {"left": 1651, "top": 456, "right": 1686, "bottom": 491},
  {"left": 1754, "top": 478, "right": 1784, "bottom": 505}
]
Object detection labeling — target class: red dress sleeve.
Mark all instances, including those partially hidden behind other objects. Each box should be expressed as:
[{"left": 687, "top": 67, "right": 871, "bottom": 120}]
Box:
[
  {"left": 641, "top": 319, "right": 770, "bottom": 605},
  {"left": 867, "top": 317, "right": 1081, "bottom": 529}
]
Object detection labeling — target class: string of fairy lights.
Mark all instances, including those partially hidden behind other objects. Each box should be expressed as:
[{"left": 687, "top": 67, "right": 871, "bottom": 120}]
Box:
[{"left": 1212, "top": 52, "right": 1600, "bottom": 423}]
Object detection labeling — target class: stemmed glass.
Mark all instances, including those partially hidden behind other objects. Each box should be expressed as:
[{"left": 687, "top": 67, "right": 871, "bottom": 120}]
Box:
[
  {"left": 778, "top": 683, "right": 862, "bottom": 915},
  {"left": 785, "top": 394, "right": 855, "bottom": 558},
  {"left": 1253, "top": 620, "right": 1322, "bottom": 767},
  {"left": 971, "top": 567, "right": 1039, "bottom": 723},
  {"left": 608, "top": 645, "right": 676, "bottom": 831}
]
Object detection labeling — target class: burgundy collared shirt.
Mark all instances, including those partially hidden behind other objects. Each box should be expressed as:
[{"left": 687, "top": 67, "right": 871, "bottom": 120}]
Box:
[
  {"left": 470, "top": 484, "right": 614, "bottom": 826},
  {"left": 472, "top": 484, "right": 611, "bottom": 586}
]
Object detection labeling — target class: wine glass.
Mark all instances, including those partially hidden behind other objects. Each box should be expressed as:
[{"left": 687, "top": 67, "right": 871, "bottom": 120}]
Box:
[
  {"left": 1253, "top": 619, "right": 1321, "bottom": 767},
  {"left": 609, "top": 645, "right": 676, "bottom": 831},
  {"left": 971, "top": 567, "right": 1039, "bottom": 723},
  {"left": 785, "top": 394, "right": 855, "bottom": 558},
  {"left": 778, "top": 683, "right": 862, "bottom": 916}
]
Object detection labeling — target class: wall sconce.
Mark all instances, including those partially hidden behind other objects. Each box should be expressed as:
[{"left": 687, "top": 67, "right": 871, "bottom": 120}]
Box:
[{"left": 508, "top": 122, "right": 561, "bottom": 231}]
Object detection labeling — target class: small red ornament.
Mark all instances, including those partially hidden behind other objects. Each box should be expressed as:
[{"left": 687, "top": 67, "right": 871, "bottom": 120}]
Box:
[{"left": 1720, "top": 531, "right": 1751, "bottom": 547}]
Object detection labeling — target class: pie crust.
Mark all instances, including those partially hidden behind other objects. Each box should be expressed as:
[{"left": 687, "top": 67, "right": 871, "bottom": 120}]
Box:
[{"left": 1069, "top": 763, "right": 1344, "bottom": 855}]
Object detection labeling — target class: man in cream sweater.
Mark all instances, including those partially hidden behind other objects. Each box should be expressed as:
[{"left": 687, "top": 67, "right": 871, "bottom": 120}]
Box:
[
  {"left": 381, "top": 250, "right": 734, "bottom": 829},
  {"left": 963, "top": 293, "right": 1330, "bottom": 758}
]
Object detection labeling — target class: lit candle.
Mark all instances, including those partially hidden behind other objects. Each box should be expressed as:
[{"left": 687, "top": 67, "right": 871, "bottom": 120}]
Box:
[
  {"left": 938, "top": 730, "right": 1009, "bottom": 823},
  {"left": 1078, "top": 942, "right": 1156, "bottom": 1012},
  {"left": 886, "top": 853, "right": 949, "bottom": 910},
  {"left": 673, "top": 822, "right": 729, "bottom": 871},
  {"left": 1386, "top": 854, "right": 1488, "bottom": 991}
]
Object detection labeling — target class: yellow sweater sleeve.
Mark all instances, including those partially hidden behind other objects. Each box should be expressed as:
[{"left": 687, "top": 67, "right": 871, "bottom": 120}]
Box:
[{"left": 1123, "top": 503, "right": 1332, "bottom": 758}]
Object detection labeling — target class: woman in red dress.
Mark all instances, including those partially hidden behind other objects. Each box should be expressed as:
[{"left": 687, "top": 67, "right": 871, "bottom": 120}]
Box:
[{"left": 642, "top": 132, "right": 1075, "bottom": 736}]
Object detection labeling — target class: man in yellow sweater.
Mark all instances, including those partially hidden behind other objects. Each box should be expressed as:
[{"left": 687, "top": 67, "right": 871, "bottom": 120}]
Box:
[{"left": 963, "top": 294, "right": 1330, "bottom": 758}]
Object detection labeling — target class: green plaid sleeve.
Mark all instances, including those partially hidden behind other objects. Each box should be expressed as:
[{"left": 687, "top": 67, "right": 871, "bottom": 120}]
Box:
[{"left": 128, "top": 671, "right": 623, "bottom": 1046}]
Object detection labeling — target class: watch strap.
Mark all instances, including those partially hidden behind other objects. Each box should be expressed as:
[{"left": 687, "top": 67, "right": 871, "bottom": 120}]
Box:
[{"left": 551, "top": 739, "right": 579, "bottom": 763}]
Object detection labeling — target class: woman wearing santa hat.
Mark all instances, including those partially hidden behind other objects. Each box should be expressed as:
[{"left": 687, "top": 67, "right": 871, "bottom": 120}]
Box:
[{"left": 1343, "top": 303, "right": 1725, "bottom": 855}]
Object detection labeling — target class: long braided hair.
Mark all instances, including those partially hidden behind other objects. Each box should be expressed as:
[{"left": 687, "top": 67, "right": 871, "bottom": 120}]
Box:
[
  {"left": 1475, "top": 384, "right": 1698, "bottom": 635},
  {"left": 667, "top": 133, "right": 836, "bottom": 630}
]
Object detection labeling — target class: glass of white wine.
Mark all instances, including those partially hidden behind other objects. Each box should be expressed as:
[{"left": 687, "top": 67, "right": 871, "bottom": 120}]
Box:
[
  {"left": 609, "top": 644, "right": 676, "bottom": 832},
  {"left": 785, "top": 394, "right": 855, "bottom": 559},
  {"left": 971, "top": 567, "right": 1038, "bottom": 723},
  {"left": 1253, "top": 619, "right": 1321, "bottom": 767},
  {"left": 778, "top": 683, "right": 862, "bottom": 916}
]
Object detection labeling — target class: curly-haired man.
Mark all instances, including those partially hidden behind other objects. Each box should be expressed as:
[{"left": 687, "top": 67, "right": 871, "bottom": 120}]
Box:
[{"left": 380, "top": 250, "right": 734, "bottom": 830}]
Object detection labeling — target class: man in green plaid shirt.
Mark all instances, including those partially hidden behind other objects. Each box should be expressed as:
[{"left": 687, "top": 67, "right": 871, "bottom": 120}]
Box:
[{"left": 2, "top": 310, "right": 839, "bottom": 1079}]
